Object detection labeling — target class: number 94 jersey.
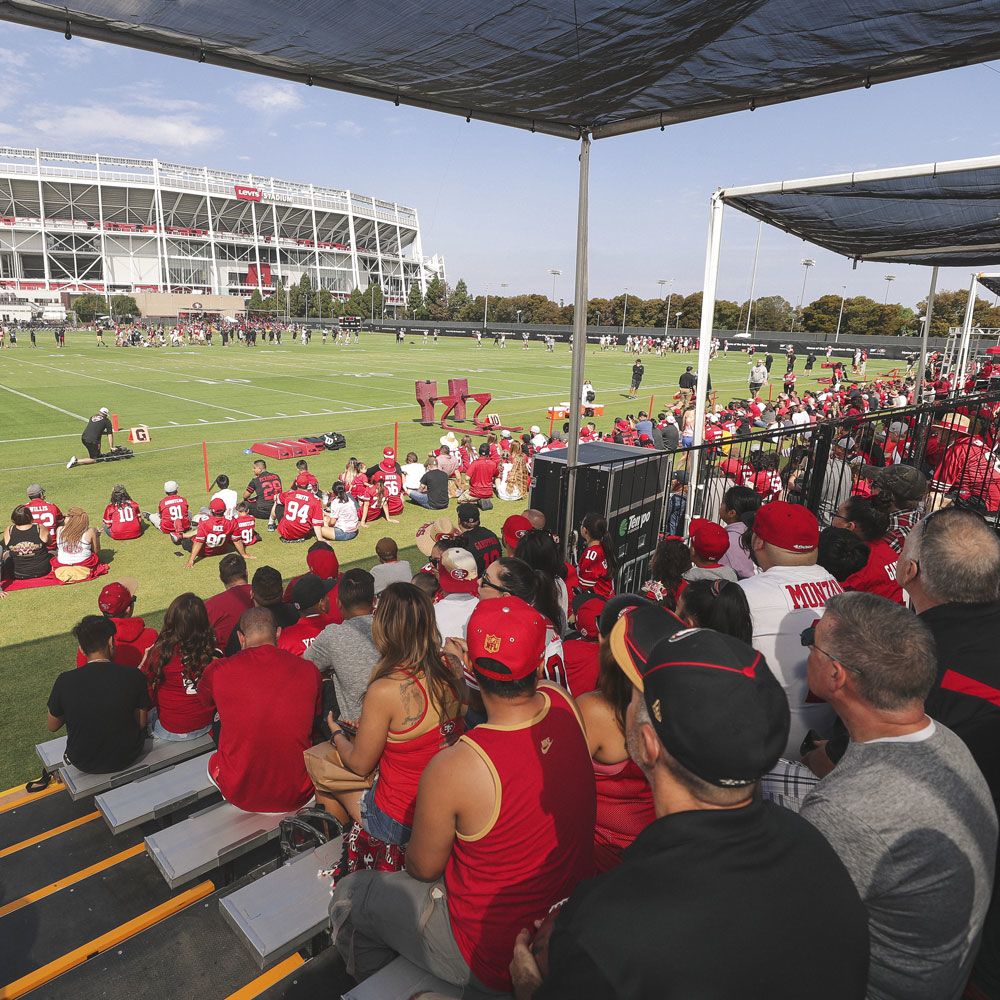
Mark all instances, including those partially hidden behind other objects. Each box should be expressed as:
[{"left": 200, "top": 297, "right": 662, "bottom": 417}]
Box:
[{"left": 276, "top": 489, "right": 324, "bottom": 540}]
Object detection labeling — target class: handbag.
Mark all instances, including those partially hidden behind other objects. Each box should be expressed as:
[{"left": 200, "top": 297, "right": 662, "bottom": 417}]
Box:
[{"left": 303, "top": 740, "right": 374, "bottom": 797}]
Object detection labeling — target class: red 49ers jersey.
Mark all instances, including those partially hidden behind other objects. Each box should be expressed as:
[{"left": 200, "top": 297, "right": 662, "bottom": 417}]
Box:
[
  {"left": 578, "top": 541, "right": 614, "bottom": 599},
  {"left": 234, "top": 513, "right": 258, "bottom": 547},
  {"left": 370, "top": 469, "right": 405, "bottom": 515},
  {"left": 26, "top": 499, "right": 62, "bottom": 533},
  {"left": 157, "top": 494, "right": 191, "bottom": 533},
  {"left": 196, "top": 514, "right": 235, "bottom": 556},
  {"left": 103, "top": 501, "right": 142, "bottom": 540},
  {"left": 277, "top": 489, "right": 324, "bottom": 540}
]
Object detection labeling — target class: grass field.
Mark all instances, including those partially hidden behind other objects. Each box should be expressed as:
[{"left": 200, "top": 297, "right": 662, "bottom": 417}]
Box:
[{"left": 0, "top": 331, "right": 899, "bottom": 788}]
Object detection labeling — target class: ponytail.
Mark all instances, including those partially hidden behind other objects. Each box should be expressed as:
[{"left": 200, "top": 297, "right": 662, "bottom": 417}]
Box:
[{"left": 582, "top": 513, "right": 617, "bottom": 575}]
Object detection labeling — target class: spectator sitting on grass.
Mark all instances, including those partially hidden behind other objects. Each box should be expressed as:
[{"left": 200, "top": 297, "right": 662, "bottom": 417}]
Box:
[
  {"left": 4, "top": 504, "right": 51, "bottom": 580},
  {"left": 102, "top": 484, "right": 143, "bottom": 540},
  {"left": 54, "top": 507, "right": 102, "bottom": 572}
]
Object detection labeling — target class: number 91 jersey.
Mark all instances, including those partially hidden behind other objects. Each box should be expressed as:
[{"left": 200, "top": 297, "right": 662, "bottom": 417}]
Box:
[{"left": 277, "top": 489, "right": 324, "bottom": 540}]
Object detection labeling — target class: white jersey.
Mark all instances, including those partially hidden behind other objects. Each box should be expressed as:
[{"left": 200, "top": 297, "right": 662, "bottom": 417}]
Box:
[
  {"left": 739, "top": 564, "right": 843, "bottom": 758},
  {"left": 539, "top": 625, "right": 566, "bottom": 690}
]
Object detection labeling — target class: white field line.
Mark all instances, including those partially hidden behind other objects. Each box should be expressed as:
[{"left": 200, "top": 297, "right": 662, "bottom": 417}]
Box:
[{"left": 0, "top": 382, "right": 86, "bottom": 420}]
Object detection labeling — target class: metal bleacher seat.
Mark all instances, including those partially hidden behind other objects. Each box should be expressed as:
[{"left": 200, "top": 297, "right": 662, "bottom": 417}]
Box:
[
  {"left": 34, "top": 733, "right": 214, "bottom": 801},
  {"left": 220, "top": 838, "right": 343, "bottom": 968},
  {"left": 144, "top": 800, "right": 291, "bottom": 889},
  {"left": 95, "top": 753, "right": 218, "bottom": 833},
  {"left": 341, "top": 956, "right": 462, "bottom": 999}
]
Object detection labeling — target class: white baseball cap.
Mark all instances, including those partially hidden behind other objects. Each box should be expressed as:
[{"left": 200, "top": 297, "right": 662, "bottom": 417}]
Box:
[
  {"left": 99, "top": 406, "right": 110, "bottom": 415},
  {"left": 164, "top": 480, "right": 178, "bottom": 493},
  {"left": 530, "top": 425, "right": 541, "bottom": 435},
  {"left": 501, "top": 429, "right": 511, "bottom": 438}
]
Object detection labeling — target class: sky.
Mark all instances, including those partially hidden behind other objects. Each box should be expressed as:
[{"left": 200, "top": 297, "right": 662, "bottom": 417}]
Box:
[{"left": 1, "top": 22, "right": 1000, "bottom": 309}]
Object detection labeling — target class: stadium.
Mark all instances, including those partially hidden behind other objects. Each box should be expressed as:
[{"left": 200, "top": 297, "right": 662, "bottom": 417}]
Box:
[{"left": 0, "top": 146, "right": 443, "bottom": 310}]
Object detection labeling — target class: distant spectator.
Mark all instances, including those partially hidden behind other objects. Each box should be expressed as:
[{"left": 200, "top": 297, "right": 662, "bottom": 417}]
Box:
[
  {"left": 25, "top": 483, "right": 63, "bottom": 541},
  {"left": 816, "top": 437, "right": 854, "bottom": 527},
  {"left": 323, "top": 481, "right": 360, "bottom": 541},
  {"left": 434, "top": 547, "right": 481, "bottom": 642},
  {"left": 718, "top": 485, "right": 760, "bottom": 580},
  {"left": 464, "top": 443, "right": 499, "bottom": 507},
  {"left": 577, "top": 513, "right": 616, "bottom": 599},
  {"left": 683, "top": 518, "right": 736, "bottom": 583},
  {"left": 304, "top": 568, "right": 378, "bottom": 724},
  {"left": 48, "top": 616, "right": 150, "bottom": 774},
  {"left": 456, "top": 503, "right": 501, "bottom": 571},
  {"left": 370, "top": 537, "right": 412, "bottom": 594},
  {"left": 146, "top": 480, "right": 191, "bottom": 540},
  {"left": 641, "top": 536, "right": 691, "bottom": 610},
  {"left": 210, "top": 474, "right": 239, "bottom": 517},
  {"left": 278, "top": 574, "right": 333, "bottom": 656},
  {"left": 223, "top": 566, "right": 298, "bottom": 656},
  {"left": 103, "top": 484, "right": 142, "bottom": 540},
  {"left": 399, "top": 451, "right": 426, "bottom": 493},
  {"left": 243, "top": 459, "right": 283, "bottom": 520},
  {"left": 831, "top": 496, "right": 904, "bottom": 603},
  {"left": 54, "top": 507, "right": 101, "bottom": 570},
  {"left": 863, "top": 463, "right": 927, "bottom": 554},
  {"left": 676, "top": 578, "right": 753, "bottom": 645},
  {"left": 75, "top": 578, "right": 157, "bottom": 668},
  {"left": 4, "top": 504, "right": 51, "bottom": 580},
  {"left": 408, "top": 455, "right": 450, "bottom": 510},
  {"left": 199, "top": 607, "right": 320, "bottom": 813},
  {"left": 142, "top": 593, "right": 217, "bottom": 741},
  {"left": 664, "top": 469, "right": 687, "bottom": 535},
  {"left": 203, "top": 553, "right": 254, "bottom": 649}
]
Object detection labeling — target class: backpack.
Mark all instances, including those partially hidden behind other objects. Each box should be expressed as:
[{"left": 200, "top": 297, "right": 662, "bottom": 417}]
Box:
[{"left": 278, "top": 806, "right": 343, "bottom": 862}]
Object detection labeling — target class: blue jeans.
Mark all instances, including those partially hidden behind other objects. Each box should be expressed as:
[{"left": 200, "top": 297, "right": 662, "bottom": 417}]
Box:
[
  {"left": 408, "top": 490, "right": 431, "bottom": 508},
  {"left": 150, "top": 709, "right": 212, "bottom": 742},
  {"left": 360, "top": 784, "right": 412, "bottom": 845},
  {"left": 333, "top": 526, "right": 358, "bottom": 540}
]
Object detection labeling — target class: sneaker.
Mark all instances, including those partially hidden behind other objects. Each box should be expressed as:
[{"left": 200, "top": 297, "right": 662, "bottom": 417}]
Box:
[
  {"left": 169, "top": 532, "right": 182, "bottom": 545},
  {"left": 66, "top": 456, "right": 77, "bottom": 469},
  {"left": 141, "top": 511, "right": 152, "bottom": 520},
  {"left": 267, "top": 522, "right": 277, "bottom": 532}
]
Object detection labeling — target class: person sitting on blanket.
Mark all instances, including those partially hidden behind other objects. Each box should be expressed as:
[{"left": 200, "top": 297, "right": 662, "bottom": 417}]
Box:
[
  {"left": 4, "top": 504, "right": 51, "bottom": 580},
  {"left": 54, "top": 507, "right": 102, "bottom": 572}
]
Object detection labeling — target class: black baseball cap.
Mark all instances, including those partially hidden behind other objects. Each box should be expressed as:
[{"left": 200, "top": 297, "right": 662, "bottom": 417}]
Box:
[
  {"left": 456, "top": 502, "right": 480, "bottom": 523},
  {"left": 597, "top": 593, "right": 654, "bottom": 636},
  {"left": 617, "top": 628, "right": 790, "bottom": 787},
  {"left": 290, "top": 573, "right": 330, "bottom": 610},
  {"left": 608, "top": 603, "right": 686, "bottom": 672}
]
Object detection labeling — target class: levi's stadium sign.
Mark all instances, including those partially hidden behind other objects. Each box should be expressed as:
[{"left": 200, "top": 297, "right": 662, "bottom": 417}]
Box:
[{"left": 234, "top": 185, "right": 262, "bottom": 202}]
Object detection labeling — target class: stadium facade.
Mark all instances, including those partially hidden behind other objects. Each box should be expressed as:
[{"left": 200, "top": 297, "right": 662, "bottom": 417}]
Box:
[{"left": 0, "top": 146, "right": 443, "bottom": 306}]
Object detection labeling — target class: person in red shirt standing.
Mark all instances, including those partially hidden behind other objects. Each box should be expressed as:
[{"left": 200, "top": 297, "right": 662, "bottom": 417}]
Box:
[
  {"left": 277, "top": 574, "right": 332, "bottom": 655},
  {"left": 142, "top": 593, "right": 218, "bottom": 740},
  {"left": 562, "top": 598, "right": 604, "bottom": 697},
  {"left": 831, "top": 497, "right": 904, "bottom": 604},
  {"left": 75, "top": 578, "right": 158, "bottom": 668},
  {"left": 185, "top": 498, "right": 249, "bottom": 568},
  {"left": 465, "top": 443, "right": 498, "bottom": 506},
  {"left": 330, "top": 596, "right": 595, "bottom": 994},
  {"left": 198, "top": 606, "right": 320, "bottom": 813},
  {"left": 147, "top": 480, "right": 191, "bottom": 542},
  {"left": 577, "top": 513, "right": 617, "bottom": 599},
  {"left": 269, "top": 486, "right": 325, "bottom": 543},
  {"left": 204, "top": 554, "right": 254, "bottom": 649},
  {"left": 103, "top": 484, "right": 142, "bottom": 540},
  {"left": 25, "top": 483, "right": 62, "bottom": 546},
  {"left": 369, "top": 447, "right": 405, "bottom": 519}
]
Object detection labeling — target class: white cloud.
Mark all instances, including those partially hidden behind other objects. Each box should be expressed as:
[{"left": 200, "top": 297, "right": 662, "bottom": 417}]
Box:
[
  {"left": 334, "top": 119, "right": 363, "bottom": 137},
  {"left": 294, "top": 119, "right": 328, "bottom": 129},
  {"left": 0, "top": 48, "right": 29, "bottom": 69},
  {"left": 235, "top": 81, "right": 303, "bottom": 112},
  {"left": 32, "top": 104, "right": 223, "bottom": 149}
]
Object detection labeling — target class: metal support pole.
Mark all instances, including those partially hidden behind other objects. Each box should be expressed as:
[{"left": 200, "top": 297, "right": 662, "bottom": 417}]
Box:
[
  {"left": 916, "top": 266, "right": 938, "bottom": 401},
  {"left": 687, "top": 191, "right": 725, "bottom": 527},
  {"left": 563, "top": 134, "right": 591, "bottom": 560},
  {"left": 744, "top": 221, "right": 761, "bottom": 337},
  {"left": 955, "top": 273, "right": 977, "bottom": 389}
]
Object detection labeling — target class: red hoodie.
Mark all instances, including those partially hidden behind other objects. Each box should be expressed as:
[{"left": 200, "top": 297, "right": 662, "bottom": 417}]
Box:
[{"left": 76, "top": 616, "right": 158, "bottom": 668}]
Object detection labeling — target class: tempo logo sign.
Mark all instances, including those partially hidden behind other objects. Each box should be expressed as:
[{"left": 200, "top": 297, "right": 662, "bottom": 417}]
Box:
[
  {"left": 618, "top": 510, "right": 652, "bottom": 537},
  {"left": 234, "top": 185, "right": 262, "bottom": 202}
]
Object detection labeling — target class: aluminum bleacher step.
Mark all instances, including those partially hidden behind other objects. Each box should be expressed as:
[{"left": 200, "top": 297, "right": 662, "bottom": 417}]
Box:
[
  {"left": 34, "top": 733, "right": 214, "bottom": 801},
  {"left": 220, "top": 838, "right": 343, "bottom": 968},
  {"left": 95, "top": 753, "right": 218, "bottom": 833},
  {"left": 145, "top": 800, "right": 290, "bottom": 889},
  {"left": 341, "top": 956, "right": 461, "bottom": 999},
  {"left": 36, "top": 734, "right": 67, "bottom": 772}
]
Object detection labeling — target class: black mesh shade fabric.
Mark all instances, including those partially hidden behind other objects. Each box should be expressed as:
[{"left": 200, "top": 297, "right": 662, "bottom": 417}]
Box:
[
  {"left": 2, "top": 1, "right": 1000, "bottom": 138},
  {"left": 979, "top": 275, "right": 1000, "bottom": 297},
  {"left": 722, "top": 160, "right": 1000, "bottom": 266}
]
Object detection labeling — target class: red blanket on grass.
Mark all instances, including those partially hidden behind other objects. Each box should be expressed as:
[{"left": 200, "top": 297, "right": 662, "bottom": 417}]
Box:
[{"left": 1, "top": 562, "right": 109, "bottom": 592}]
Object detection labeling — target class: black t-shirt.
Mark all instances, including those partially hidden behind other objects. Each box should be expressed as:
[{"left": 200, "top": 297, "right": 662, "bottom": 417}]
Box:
[
  {"left": 539, "top": 798, "right": 869, "bottom": 999},
  {"left": 420, "top": 469, "right": 450, "bottom": 509},
  {"left": 631, "top": 364, "right": 645, "bottom": 383},
  {"left": 82, "top": 414, "right": 113, "bottom": 444},
  {"left": 461, "top": 525, "right": 502, "bottom": 573},
  {"left": 48, "top": 660, "right": 150, "bottom": 773},
  {"left": 246, "top": 471, "right": 283, "bottom": 509},
  {"left": 678, "top": 371, "right": 696, "bottom": 389}
]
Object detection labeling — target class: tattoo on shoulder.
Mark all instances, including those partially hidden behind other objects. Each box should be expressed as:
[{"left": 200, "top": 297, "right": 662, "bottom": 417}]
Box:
[{"left": 400, "top": 677, "right": 424, "bottom": 728}]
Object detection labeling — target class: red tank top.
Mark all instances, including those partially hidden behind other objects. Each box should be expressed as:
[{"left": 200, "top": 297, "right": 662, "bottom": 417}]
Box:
[
  {"left": 445, "top": 683, "right": 596, "bottom": 991},
  {"left": 592, "top": 755, "right": 656, "bottom": 873},
  {"left": 373, "top": 674, "right": 463, "bottom": 827}
]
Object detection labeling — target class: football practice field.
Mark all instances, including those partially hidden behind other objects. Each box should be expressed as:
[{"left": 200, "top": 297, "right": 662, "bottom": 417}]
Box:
[{"left": 0, "top": 331, "right": 898, "bottom": 787}]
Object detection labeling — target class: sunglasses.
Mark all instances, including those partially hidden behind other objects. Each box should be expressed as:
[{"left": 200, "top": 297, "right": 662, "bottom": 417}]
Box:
[
  {"left": 800, "top": 625, "right": 863, "bottom": 676},
  {"left": 479, "top": 576, "right": 512, "bottom": 595}
]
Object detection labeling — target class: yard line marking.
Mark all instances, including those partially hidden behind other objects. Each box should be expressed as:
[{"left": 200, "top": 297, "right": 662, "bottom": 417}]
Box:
[{"left": 0, "top": 383, "right": 86, "bottom": 421}]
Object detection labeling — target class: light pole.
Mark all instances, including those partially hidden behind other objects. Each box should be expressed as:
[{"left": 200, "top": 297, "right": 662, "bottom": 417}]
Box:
[
  {"left": 834, "top": 284, "right": 847, "bottom": 342},
  {"left": 791, "top": 258, "right": 815, "bottom": 333},
  {"left": 883, "top": 274, "right": 896, "bottom": 305},
  {"left": 620, "top": 288, "right": 629, "bottom": 335},
  {"left": 516, "top": 309, "right": 522, "bottom": 324},
  {"left": 548, "top": 268, "right": 561, "bottom": 302},
  {"left": 675, "top": 311, "right": 683, "bottom": 330},
  {"left": 483, "top": 283, "right": 489, "bottom": 328},
  {"left": 595, "top": 312, "right": 601, "bottom": 327},
  {"left": 659, "top": 277, "right": 674, "bottom": 338}
]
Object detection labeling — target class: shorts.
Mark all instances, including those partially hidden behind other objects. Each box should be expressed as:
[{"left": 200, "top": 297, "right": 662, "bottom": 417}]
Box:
[
  {"left": 360, "top": 785, "right": 412, "bottom": 845},
  {"left": 82, "top": 438, "right": 102, "bottom": 460},
  {"left": 630, "top": 381, "right": 641, "bottom": 391}
]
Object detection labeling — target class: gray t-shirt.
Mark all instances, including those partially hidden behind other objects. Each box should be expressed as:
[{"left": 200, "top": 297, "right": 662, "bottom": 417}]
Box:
[
  {"left": 800, "top": 722, "right": 998, "bottom": 1000},
  {"left": 684, "top": 564, "right": 738, "bottom": 584},
  {"left": 370, "top": 560, "right": 412, "bottom": 595},
  {"left": 303, "top": 614, "right": 377, "bottom": 722}
]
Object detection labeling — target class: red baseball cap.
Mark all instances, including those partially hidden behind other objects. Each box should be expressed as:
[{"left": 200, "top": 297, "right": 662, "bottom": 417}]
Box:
[
  {"left": 98, "top": 578, "right": 138, "bottom": 616},
  {"left": 502, "top": 514, "right": 533, "bottom": 552},
  {"left": 467, "top": 596, "right": 547, "bottom": 681},
  {"left": 438, "top": 547, "right": 480, "bottom": 595},
  {"left": 753, "top": 501, "right": 819, "bottom": 553},
  {"left": 575, "top": 598, "right": 605, "bottom": 640},
  {"left": 209, "top": 497, "right": 227, "bottom": 513},
  {"left": 383, "top": 446, "right": 396, "bottom": 459},
  {"left": 688, "top": 518, "right": 730, "bottom": 561},
  {"left": 307, "top": 541, "right": 339, "bottom": 581}
]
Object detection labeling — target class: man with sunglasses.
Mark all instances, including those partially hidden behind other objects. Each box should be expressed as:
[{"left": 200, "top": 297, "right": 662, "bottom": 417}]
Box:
[{"left": 799, "top": 592, "right": 996, "bottom": 1000}]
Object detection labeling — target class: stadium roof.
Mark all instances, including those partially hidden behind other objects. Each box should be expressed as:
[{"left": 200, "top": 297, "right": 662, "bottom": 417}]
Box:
[
  {"left": 3, "top": 1, "right": 1000, "bottom": 139},
  {"left": 979, "top": 274, "right": 1000, "bottom": 297},
  {"left": 718, "top": 155, "right": 1000, "bottom": 267}
]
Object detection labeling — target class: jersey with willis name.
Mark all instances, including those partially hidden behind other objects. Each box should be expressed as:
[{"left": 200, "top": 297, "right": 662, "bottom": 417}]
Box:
[
  {"left": 195, "top": 514, "right": 236, "bottom": 556},
  {"left": 276, "top": 489, "right": 324, "bottom": 539},
  {"left": 157, "top": 494, "right": 190, "bottom": 533},
  {"left": 370, "top": 468, "right": 405, "bottom": 515},
  {"left": 26, "top": 499, "right": 62, "bottom": 532}
]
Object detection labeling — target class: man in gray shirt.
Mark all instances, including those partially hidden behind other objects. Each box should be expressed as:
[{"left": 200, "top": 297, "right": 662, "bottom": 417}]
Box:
[
  {"left": 303, "top": 568, "right": 377, "bottom": 723},
  {"left": 800, "top": 592, "right": 998, "bottom": 1000}
]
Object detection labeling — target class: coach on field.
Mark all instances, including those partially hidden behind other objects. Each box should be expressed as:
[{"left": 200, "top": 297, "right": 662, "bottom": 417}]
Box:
[{"left": 67, "top": 407, "right": 115, "bottom": 469}]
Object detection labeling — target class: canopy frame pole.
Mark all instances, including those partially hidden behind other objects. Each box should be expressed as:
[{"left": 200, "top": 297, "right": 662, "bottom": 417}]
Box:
[
  {"left": 916, "top": 265, "right": 938, "bottom": 401},
  {"left": 688, "top": 191, "right": 725, "bottom": 528},
  {"left": 563, "top": 133, "right": 591, "bottom": 560},
  {"left": 955, "top": 273, "right": 978, "bottom": 388}
]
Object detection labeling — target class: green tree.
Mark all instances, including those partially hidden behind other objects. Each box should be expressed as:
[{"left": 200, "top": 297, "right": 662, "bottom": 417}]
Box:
[
  {"left": 841, "top": 296, "right": 883, "bottom": 337},
  {"left": 752, "top": 295, "right": 794, "bottom": 332},
  {"left": 449, "top": 278, "right": 470, "bottom": 320},
  {"left": 424, "top": 275, "right": 448, "bottom": 320},
  {"left": 360, "top": 283, "right": 384, "bottom": 321},
  {"left": 406, "top": 282, "right": 424, "bottom": 318},
  {"left": 587, "top": 297, "right": 611, "bottom": 326},
  {"left": 71, "top": 293, "right": 105, "bottom": 322},
  {"left": 246, "top": 289, "right": 265, "bottom": 314},
  {"left": 916, "top": 289, "right": 1000, "bottom": 337},
  {"left": 460, "top": 296, "right": 483, "bottom": 323},
  {"left": 713, "top": 299, "right": 741, "bottom": 330},
  {"left": 801, "top": 294, "right": 844, "bottom": 335},
  {"left": 109, "top": 294, "right": 139, "bottom": 319},
  {"left": 345, "top": 287, "right": 366, "bottom": 317}
]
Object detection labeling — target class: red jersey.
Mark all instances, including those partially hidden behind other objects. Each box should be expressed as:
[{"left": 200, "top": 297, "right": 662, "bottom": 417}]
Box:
[
  {"left": 445, "top": 683, "right": 596, "bottom": 991},
  {"left": 292, "top": 471, "right": 319, "bottom": 492},
  {"left": 198, "top": 644, "right": 321, "bottom": 813},
  {"left": 103, "top": 501, "right": 142, "bottom": 540},
  {"left": 370, "top": 468, "right": 405, "bottom": 515},
  {"left": 145, "top": 651, "right": 217, "bottom": 735},
  {"left": 842, "top": 538, "right": 904, "bottom": 604},
  {"left": 157, "top": 494, "right": 190, "bottom": 533},
  {"left": 592, "top": 755, "right": 656, "bottom": 873},
  {"left": 276, "top": 613, "right": 327, "bottom": 656},
  {"left": 75, "top": 616, "right": 157, "bottom": 668},
  {"left": 578, "top": 541, "right": 615, "bottom": 599},
  {"left": 195, "top": 514, "right": 235, "bottom": 557},
  {"left": 204, "top": 583, "right": 254, "bottom": 649},
  {"left": 26, "top": 499, "right": 62, "bottom": 536},
  {"left": 276, "top": 489, "right": 324, "bottom": 540},
  {"left": 931, "top": 437, "right": 1000, "bottom": 505},
  {"left": 467, "top": 457, "right": 498, "bottom": 499},
  {"left": 562, "top": 638, "right": 600, "bottom": 697},
  {"left": 233, "top": 512, "right": 258, "bottom": 548}
]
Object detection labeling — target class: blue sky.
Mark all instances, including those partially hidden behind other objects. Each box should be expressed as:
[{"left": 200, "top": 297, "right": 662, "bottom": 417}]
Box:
[{"left": 2, "top": 22, "right": 999, "bottom": 308}]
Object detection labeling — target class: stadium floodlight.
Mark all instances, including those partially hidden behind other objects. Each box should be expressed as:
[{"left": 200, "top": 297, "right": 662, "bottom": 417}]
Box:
[
  {"left": 791, "top": 258, "right": 816, "bottom": 333},
  {"left": 547, "top": 268, "right": 562, "bottom": 301},
  {"left": 834, "top": 284, "right": 848, "bottom": 342},
  {"left": 883, "top": 273, "right": 896, "bottom": 304},
  {"left": 659, "top": 277, "right": 674, "bottom": 335}
]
